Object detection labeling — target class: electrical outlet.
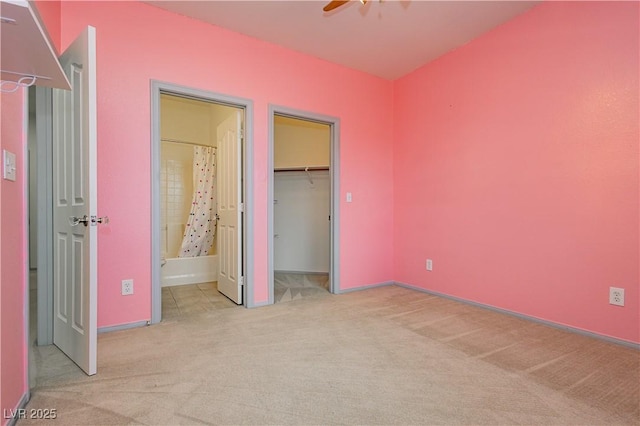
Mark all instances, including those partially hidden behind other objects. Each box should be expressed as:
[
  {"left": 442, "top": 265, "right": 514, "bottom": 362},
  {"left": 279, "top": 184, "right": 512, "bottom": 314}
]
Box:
[
  {"left": 122, "top": 279, "right": 134, "bottom": 296},
  {"left": 609, "top": 287, "right": 624, "bottom": 306},
  {"left": 426, "top": 259, "right": 433, "bottom": 271}
]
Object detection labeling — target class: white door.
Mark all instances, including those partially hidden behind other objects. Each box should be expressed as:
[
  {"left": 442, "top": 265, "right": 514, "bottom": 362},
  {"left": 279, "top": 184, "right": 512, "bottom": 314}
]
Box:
[
  {"left": 52, "top": 26, "right": 98, "bottom": 375},
  {"left": 216, "top": 111, "right": 243, "bottom": 304}
]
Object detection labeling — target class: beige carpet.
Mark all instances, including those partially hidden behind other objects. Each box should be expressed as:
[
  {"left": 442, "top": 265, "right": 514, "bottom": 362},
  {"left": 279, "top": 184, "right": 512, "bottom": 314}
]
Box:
[{"left": 24, "top": 285, "right": 639, "bottom": 425}]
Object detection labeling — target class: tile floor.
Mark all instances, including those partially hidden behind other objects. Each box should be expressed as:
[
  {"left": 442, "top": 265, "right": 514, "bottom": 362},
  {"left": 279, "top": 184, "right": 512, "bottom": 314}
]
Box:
[
  {"left": 161, "top": 282, "right": 238, "bottom": 320},
  {"left": 274, "top": 272, "right": 330, "bottom": 303},
  {"left": 161, "top": 272, "right": 331, "bottom": 320}
]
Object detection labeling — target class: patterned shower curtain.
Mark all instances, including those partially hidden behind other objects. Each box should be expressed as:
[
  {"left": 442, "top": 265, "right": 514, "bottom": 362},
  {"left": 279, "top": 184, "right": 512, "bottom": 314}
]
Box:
[{"left": 178, "top": 146, "right": 216, "bottom": 257}]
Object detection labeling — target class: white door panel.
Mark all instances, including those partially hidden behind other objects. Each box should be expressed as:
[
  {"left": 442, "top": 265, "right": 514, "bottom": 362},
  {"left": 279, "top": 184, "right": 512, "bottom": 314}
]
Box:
[
  {"left": 217, "top": 111, "right": 243, "bottom": 304},
  {"left": 53, "top": 26, "right": 97, "bottom": 375}
]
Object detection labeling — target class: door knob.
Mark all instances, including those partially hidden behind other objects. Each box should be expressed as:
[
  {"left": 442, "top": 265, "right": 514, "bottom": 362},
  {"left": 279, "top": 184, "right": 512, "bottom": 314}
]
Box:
[
  {"left": 91, "top": 215, "right": 109, "bottom": 226},
  {"left": 69, "top": 215, "right": 90, "bottom": 227}
]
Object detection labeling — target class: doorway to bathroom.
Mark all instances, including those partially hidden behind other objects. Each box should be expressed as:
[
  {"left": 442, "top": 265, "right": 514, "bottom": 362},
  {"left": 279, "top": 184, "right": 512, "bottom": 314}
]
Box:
[
  {"left": 268, "top": 106, "right": 341, "bottom": 303},
  {"left": 151, "top": 82, "right": 254, "bottom": 323}
]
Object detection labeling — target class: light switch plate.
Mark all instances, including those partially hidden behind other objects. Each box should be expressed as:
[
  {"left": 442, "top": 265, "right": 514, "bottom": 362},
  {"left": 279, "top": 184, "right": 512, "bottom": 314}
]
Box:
[{"left": 3, "top": 150, "right": 16, "bottom": 181}]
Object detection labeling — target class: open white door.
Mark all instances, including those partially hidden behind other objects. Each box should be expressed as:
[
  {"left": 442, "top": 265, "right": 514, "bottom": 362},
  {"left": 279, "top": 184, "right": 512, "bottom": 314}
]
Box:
[
  {"left": 52, "top": 26, "right": 98, "bottom": 375},
  {"left": 216, "top": 111, "right": 243, "bottom": 304}
]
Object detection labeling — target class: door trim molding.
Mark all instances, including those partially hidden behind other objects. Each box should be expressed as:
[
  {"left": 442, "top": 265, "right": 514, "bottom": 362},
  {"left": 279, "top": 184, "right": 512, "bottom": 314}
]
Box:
[
  {"left": 35, "top": 86, "right": 54, "bottom": 346},
  {"left": 267, "top": 105, "right": 341, "bottom": 304},
  {"left": 150, "top": 81, "right": 255, "bottom": 323}
]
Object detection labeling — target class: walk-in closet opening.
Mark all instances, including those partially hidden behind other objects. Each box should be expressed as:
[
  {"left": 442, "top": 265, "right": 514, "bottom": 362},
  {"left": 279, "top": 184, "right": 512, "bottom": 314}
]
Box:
[
  {"left": 158, "top": 92, "right": 244, "bottom": 319},
  {"left": 272, "top": 114, "right": 332, "bottom": 303}
]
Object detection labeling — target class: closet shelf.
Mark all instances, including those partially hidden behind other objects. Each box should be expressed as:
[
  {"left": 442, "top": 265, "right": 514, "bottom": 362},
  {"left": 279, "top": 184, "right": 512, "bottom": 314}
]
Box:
[
  {"left": 274, "top": 166, "right": 329, "bottom": 185},
  {"left": 1, "top": 0, "right": 71, "bottom": 91}
]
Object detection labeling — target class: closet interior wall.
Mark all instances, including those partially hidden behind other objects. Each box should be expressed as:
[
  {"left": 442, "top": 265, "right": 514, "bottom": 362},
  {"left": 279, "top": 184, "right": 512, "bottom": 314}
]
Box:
[{"left": 273, "top": 115, "right": 331, "bottom": 275}]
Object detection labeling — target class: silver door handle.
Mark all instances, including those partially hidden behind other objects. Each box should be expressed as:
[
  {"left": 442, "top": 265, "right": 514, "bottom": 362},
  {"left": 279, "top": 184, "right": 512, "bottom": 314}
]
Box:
[
  {"left": 69, "top": 215, "right": 89, "bottom": 227},
  {"left": 91, "top": 215, "right": 109, "bottom": 226}
]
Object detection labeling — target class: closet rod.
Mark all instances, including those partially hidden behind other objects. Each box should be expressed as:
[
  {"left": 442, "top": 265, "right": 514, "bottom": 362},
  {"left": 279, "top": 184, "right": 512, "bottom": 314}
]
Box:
[
  {"left": 274, "top": 166, "right": 329, "bottom": 172},
  {"left": 161, "top": 138, "right": 216, "bottom": 149}
]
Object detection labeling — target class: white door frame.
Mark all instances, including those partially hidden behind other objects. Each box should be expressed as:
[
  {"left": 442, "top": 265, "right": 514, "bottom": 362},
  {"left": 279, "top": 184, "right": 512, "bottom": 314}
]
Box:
[
  {"left": 150, "top": 81, "right": 255, "bottom": 323},
  {"left": 268, "top": 105, "right": 341, "bottom": 303},
  {"left": 34, "top": 86, "right": 55, "bottom": 346}
]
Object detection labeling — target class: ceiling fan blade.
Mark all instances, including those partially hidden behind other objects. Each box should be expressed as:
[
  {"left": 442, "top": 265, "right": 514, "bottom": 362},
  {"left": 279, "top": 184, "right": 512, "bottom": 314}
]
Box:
[{"left": 323, "top": 0, "right": 350, "bottom": 12}]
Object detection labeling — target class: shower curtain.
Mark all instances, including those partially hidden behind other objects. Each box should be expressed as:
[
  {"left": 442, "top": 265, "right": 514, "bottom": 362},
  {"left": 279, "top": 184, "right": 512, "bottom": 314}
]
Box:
[{"left": 179, "top": 146, "right": 216, "bottom": 257}]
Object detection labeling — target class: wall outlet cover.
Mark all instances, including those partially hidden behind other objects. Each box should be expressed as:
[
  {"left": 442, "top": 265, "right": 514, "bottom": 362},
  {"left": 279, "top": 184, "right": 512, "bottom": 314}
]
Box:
[
  {"left": 609, "top": 287, "right": 624, "bottom": 307},
  {"left": 426, "top": 259, "right": 433, "bottom": 271},
  {"left": 122, "top": 279, "right": 134, "bottom": 296}
]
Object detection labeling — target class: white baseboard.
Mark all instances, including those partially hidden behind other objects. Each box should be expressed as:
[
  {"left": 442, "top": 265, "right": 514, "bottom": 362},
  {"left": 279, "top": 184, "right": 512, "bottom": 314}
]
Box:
[
  {"left": 336, "top": 280, "right": 394, "bottom": 294},
  {"left": 98, "top": 320, "right": 148, "bottom": 334},
  {"left": 4, "top": 390, "right": 30, "bottom": 426}
]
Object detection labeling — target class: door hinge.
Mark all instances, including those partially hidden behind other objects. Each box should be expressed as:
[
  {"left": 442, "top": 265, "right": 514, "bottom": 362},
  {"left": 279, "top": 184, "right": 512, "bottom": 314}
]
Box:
[
  {"left": 239, "top": 276, "right": 244, "bottom": 286},
  {"left": 239, "top": 202, "right": 244, "bottom": 213},
  {"left": 239, "top": 128, "right": 244, "bottom": 140}
]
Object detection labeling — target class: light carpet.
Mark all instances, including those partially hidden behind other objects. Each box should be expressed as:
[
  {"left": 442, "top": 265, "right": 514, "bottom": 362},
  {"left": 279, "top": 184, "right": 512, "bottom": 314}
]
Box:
[{"left": 23, "top": 285, "right": 639, "bottom": 425}]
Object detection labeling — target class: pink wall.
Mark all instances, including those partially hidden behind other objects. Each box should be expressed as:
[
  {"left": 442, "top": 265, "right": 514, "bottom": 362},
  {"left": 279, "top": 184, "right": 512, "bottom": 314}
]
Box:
[
  {"left": 33, "top": 1, "right": 62, "bottom": 54},
  {"left": 393, "top": 2, "right": 639, "bottom": 343},
  {"left": 0, "top": 90, "right": 28, "bottom": 423},
  {"left": 2, "top": 1, "right": 635, "bottom": 419},
  {"left": 57, "top": 1, "right": 394, "bottom": 326}
]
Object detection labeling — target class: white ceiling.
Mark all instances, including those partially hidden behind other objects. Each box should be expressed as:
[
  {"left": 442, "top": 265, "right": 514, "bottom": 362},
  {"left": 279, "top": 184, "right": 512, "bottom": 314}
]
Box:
[{"left": 146, "top": 0, "right": 539, "bottom": 80}]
